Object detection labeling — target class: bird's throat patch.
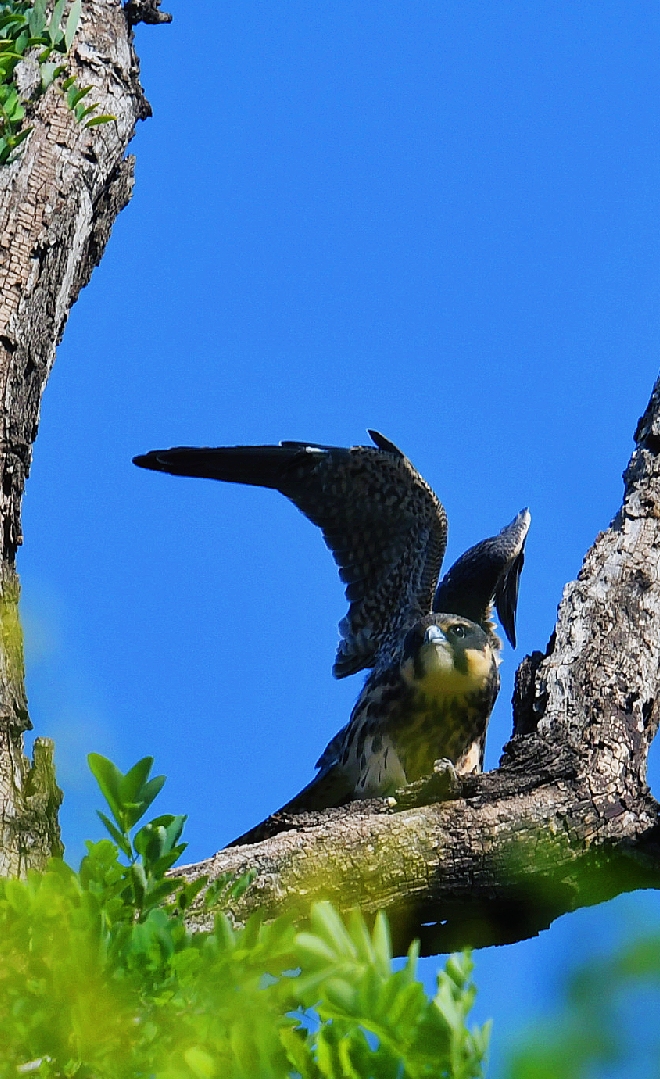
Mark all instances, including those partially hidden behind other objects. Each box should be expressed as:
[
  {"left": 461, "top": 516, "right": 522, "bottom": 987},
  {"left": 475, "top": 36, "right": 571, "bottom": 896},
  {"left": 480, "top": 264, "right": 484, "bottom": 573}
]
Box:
[{"left": 410, "top": 643, "right": 493, "bottom": 703}]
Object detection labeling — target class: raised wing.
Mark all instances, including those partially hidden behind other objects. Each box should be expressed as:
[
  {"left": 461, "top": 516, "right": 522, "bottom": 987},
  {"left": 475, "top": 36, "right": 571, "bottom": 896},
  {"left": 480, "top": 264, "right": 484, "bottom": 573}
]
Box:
[
  {"left": 432, "top": 508, "right": 530, "bottom": 648},
  {"left": 133, "top": 431, "right": 448, "bottom": 677}
]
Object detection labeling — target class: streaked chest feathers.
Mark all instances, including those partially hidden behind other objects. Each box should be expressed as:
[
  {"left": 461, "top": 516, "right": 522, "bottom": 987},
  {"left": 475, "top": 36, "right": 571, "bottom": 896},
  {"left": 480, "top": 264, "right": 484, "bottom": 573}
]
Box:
[{"left": 336, "top": 620, "right": 498, "bottom": 798}]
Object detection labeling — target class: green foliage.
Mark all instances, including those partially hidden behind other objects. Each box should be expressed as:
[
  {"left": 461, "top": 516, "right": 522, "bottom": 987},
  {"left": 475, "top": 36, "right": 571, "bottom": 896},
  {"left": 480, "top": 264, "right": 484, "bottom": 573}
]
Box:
[
  {"left": 506, "top": 932, "right": 660, "bottom": 1079},
  {"left": 0, "top": 753, "right": 489, "bottom": 1077},
  {"left": 294, "top": 904, "right": 490, "bottom": 1079},
  {"left": 0, "top": 0, "right": 113, "bottom": 165}
]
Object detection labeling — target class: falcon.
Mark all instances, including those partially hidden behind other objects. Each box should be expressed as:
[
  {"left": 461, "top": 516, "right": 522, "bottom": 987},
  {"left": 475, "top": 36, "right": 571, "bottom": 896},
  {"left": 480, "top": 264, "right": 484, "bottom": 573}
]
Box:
[{"left": 133, "top": 432, "right": 529, "bottom": 815}]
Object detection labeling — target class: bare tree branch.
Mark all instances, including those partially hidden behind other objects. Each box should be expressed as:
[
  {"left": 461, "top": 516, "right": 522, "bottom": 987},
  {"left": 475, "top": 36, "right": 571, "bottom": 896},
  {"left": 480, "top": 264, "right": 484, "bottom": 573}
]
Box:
[
  {"left": 0, "top": 0, "right": 158, "bottom": 874},
  {"left": 179, "top": 376, "right": 660, "bottom": 955}
]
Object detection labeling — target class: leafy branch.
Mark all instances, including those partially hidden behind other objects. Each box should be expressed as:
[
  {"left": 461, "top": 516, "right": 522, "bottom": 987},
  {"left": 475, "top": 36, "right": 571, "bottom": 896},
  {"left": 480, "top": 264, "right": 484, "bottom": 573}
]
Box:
[
  {"left": 0, "top": 753, "right": 490, "bottom": 1076},
  {"left": 87, "top": 751, "right": 209, "bottom": 922},
  {"left": 0, "top": 0, "right": 114, "bottom": 165}
]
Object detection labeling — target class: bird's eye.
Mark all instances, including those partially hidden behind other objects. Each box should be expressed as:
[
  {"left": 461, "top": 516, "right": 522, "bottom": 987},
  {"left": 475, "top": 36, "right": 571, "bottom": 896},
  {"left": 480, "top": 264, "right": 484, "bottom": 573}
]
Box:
[{"left": 451, "top": 625, "right": 467, "bottom": 639}]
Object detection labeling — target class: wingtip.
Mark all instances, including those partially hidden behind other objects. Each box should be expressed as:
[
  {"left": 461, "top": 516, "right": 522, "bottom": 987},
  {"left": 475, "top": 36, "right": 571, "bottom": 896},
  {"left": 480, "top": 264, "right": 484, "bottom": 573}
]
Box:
[
  {"left": 495, "top": 547, "right": 526, "bottom": 649},
  {"left": 504, "top": 507, "right": 531, "bottom": 541},
  {"left": 132, "top": 450, "right": 170, "bottom": 472},
  {"left": 367, "top": 430, "right": 404, "bottom": 456},
  {"left": 499, "top": 608, "right": 517, "bottom": 649}
]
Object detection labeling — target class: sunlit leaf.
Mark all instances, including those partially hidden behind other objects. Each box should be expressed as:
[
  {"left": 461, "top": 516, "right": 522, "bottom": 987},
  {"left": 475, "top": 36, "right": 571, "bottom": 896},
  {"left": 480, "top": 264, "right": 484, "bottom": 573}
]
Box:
[
  {"left": 96, "top": 810, "right": 132, "bottom": 860},
  {"left": 63, "top": 0, "right": 79, "bottom": 50},
  {"left": 85, "top": 113, "right": 115, "bottom": 127},
  {"left": 88, "top": 753, "right": 125, "bottom": 828}
]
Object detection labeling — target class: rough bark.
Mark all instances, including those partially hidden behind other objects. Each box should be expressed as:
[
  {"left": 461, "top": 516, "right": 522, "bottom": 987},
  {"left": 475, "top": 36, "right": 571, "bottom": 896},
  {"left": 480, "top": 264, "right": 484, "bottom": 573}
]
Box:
[
  {"left": 0, "top": 0, "right": 156, "bottom": 875},
  {"left": 179, "top": 377, "right": 660, "bottom": 956}
]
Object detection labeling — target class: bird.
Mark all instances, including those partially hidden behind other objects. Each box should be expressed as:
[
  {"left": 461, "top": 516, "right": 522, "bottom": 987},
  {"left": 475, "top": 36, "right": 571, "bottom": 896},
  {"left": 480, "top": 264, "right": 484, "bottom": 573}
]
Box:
[{"left": 133, "top": 431, "right": 530, "bottom": 819}]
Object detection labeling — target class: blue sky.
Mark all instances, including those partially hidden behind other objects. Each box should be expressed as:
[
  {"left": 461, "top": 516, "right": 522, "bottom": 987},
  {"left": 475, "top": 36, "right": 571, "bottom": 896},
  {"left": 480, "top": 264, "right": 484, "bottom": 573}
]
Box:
[{"left": 18, "top": 2, "right": 660, "bottom": 1073}]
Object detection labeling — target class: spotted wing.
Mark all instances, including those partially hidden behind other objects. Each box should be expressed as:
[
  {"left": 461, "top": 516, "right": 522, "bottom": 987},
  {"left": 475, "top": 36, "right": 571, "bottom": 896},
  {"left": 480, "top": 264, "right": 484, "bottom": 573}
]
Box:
[
  {"left": 432, "top": 509, "right": 530, "bottom": 647},
  {"left": 134, "top": 431, "right": 447, "bottom": 677}
]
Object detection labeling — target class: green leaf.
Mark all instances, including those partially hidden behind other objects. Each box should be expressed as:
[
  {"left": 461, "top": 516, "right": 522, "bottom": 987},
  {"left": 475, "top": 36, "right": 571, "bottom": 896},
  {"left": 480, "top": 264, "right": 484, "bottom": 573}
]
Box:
[
  {"left": 371, "top": 911, "right": 392, "bottom": 978},
  {"left": 120, "top": 756, "right": 155, "bottom": 806},
  {"left": 183, "top": 1047, "right": 215, "bottom": 1079},
  {"left": 311, "top": 901, "right": 358, "bottom": 961},
  {"left": 130, "top": 860, "right": 147, "bottom": 906},
  {"left": 88, "top": 753, "right": 125, "bottom": 828},
  {"left": 0, "top": 52, "right": 22, "bottom": 72},
  {"left": 96, "top": 810, "right": 132, "bottom": 860},
  {"left": 0, "top": 14, "right": 26, "bottom": 32},
  {"left": 202, "top": 874, "right": 230, "bottom": 910},
  {"left": 27, "top": 0, "right": 47, "bottom": 38},
  {"left": 347, "top": 908, "right": 375, "bottom": 965},
  {"left": 229, "top": 866, "right": 256, "bottom": 900},
  {"left": 143, "top": 877, "right": 181, "bottom": 908},
  {"left": 133, "top": 815, "right": 187, "bottom": 877},
  {"left": 405, "top": 936, "right": 420, "bottom": 982},
  {"left": 133, "top": 821, "right": 164, "bottom": 863},
  {"left": 296, "top": 931, "right": 339, "bottom": 966},
  {"left": 64, "top": 0, "right": 80, "bottom": 50},
  {"left": 446, "top": 950, "right": 473, "bottom": 990},
  {"left": 13, "top": 28, "right": 28, "bottom": 54},
  {"left": 39, "top": 60, "right": 57, "bottom": 89},
  {"left": 173, "top": 876, "right": 207, "bottom": 913},
  {"left": 280, "top": 1027, "right": 316, "bottom": 1079},
  {"left": 213, "top": 910, "right": 237, "bottom": 951},
  {"left": 66, "top": 81, "right": 90, "bottom": 109},
  {"left": 130, "top": 773, "right": 167, "bottom": 822},
  {"left": 7, "top": 124, "right": 29, "bottom": 147},
  {"left": 324, "top": 976, "right": 358, "bottom": 1016},
  {"left": 315, "top": 1025, "right": 343, "bottom": 1079},
  {"left": 85, "top": 113, "right": 115, "bottom": 127},
  {"left": 47, "top": 0, "right": 66, "bottom": 45},
  {"left": 88, "top": 754, "right": 167, "bottom": 833},
  {"left": 7, "top": 100, "right": 23, "bottom": 122}
]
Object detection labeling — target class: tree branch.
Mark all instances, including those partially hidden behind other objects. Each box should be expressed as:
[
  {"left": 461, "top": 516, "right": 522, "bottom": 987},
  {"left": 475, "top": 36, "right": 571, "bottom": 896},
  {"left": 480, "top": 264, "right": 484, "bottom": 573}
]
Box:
[{"left": 179, "top": 376, "right": 660, "bottom": 955}]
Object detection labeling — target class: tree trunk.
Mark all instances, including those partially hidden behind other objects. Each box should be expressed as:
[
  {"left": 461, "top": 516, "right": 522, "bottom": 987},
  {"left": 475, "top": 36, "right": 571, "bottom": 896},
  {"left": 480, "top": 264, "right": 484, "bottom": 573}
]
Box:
[
  {"left": 0, "top": 0, "right": 159, "bottom": 875},
  {"left": 179, "top": 376, "right": 660, "bottom": 956}
]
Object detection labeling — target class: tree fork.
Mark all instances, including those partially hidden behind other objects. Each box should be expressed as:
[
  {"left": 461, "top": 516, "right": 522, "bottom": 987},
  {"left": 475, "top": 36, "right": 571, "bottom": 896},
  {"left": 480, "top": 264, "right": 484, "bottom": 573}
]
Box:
[
  {"left": 179, "top": 376, "right": 660, "bottom": 955},
  {"left": 0, "top": 0, "right": 161, "bottom": 874}
]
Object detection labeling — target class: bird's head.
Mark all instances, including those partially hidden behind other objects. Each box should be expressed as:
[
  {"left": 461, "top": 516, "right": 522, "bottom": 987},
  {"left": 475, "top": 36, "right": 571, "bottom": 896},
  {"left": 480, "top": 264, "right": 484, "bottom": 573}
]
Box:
[{"left": 400, "top": 614, "right": 497, "bottom": 699}]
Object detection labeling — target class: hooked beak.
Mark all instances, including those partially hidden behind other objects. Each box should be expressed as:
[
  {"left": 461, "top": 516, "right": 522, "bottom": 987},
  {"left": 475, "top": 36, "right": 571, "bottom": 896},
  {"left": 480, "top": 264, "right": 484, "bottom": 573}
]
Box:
[{"left": 416, "top": 623, "right": 454, "bottom": 677}]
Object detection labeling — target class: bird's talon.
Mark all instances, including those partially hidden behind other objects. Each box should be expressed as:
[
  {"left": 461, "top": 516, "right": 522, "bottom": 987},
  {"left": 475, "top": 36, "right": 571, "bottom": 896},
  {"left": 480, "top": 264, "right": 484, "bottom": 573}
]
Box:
[
  {"left": 430, "top": 758, "right": 461, "bottom": 797},
  {"left": 392, "top": 760, "right": 462, "bottom": 809}
]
